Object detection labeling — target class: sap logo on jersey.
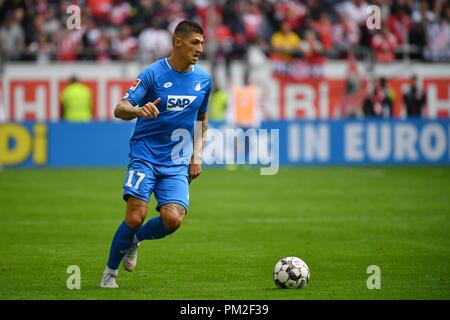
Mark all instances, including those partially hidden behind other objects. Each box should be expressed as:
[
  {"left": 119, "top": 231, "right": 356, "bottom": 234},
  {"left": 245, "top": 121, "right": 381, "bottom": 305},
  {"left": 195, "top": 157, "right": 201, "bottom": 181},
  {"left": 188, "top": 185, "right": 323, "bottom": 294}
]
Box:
[{"left": 167, "top": 95, "right": 197, "bottom": 111}]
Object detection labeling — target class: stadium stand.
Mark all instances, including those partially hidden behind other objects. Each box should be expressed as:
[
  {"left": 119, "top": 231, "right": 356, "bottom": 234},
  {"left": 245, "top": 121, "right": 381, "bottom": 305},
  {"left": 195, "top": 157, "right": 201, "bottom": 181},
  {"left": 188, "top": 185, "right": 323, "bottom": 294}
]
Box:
[{"left": 1, "top": 0, "right": 449, "bottom": 66}]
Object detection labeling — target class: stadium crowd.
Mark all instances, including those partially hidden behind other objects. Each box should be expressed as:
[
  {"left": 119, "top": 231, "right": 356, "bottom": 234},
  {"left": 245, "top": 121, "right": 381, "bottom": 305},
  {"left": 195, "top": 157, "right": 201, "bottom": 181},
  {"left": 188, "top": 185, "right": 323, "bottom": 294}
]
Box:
[{"left": 0, "top": 0, "right": 449, "bottom": 65}]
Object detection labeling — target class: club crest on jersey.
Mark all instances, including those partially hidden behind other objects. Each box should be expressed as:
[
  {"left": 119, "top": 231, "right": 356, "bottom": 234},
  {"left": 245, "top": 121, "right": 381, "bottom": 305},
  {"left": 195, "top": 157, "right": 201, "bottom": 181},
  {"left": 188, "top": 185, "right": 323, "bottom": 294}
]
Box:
[
  {"left": 194, "top": 82, "right": 201, "bottom": 92},
  {"left": 167, "top": 95, "right": 197, "bottom": 111},
  {"left": 130, "top": 78, "right": 141, "bottom": 91}
]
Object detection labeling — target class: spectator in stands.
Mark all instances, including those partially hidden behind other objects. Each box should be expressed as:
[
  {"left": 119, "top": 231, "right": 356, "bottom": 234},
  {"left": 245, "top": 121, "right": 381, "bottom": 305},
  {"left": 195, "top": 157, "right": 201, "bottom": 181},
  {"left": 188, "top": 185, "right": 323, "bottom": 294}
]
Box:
[
  {"left": 87, "top": 0, "right": 113, "bottom": 23},
  {"left": 403, "top": 75, "right": 427, "bottom": 117},
  {"left": 387, "top": 2, "right": 413, "bottom": 47},
  {"left": 109, "top": 0, "right": 133, "bottom": 27},
  {"left": 42, "top": 7, "right": 60, "bottom": 38},
  {"left": 270, "top": 21, "right": 301, "bottom": 60},
  {"left": 247, "top": 36, "right": 270, "bottom": 69},
  {"left": 336, "top": 0, "right": 370, "bottom": 27},
  {"left": 412, "top": 0, "right": 436, "bottom": 24},
  {"left": 311, "top": 12, "right": 333, "bottom": 52},
  {"left": 305, "top": 0, "right": 323, "bottom": 21},
  {"left": 138, "top": 19, "right": 172, "bottom": 63},
  {"left": 112, "top": 25, "right": 138, "bottom": 61},
  {"left": 56, "top": 27, "right": 83, "bottom": 62},
  {"left": 182, "top": 0, "right": 199, "bottom": 21},
  {"left": 220, "top": 0, "right": 248, "bottom": 63},
  {"left": 213, "top": 12, "right": 234, "bottom": 65},
  {"left": 332, "top": 11, "right": 361, "bottom": 58},
  {"left": 127, "top": 0, "right": 160, "bottom": 37},
  {"left": 300, "top": 29, "right": 326, "bottom": 76},
  {"left": 431, "top": 0, "right": 445, "bottom": 22},
  {"left": 60, "top": 76, "right": 93, "bottom": 122},
  {"left": 273, "top": 0, "right": 307, "bottom": 35},
  {"left": 337, "top": 0, "right": 372, "bottom": 48},
  {"left": 242, "top": 2, "right": 265, "bottom": 43},
  {"left": 371, "top": 25, "right": 398, "bottom": 62},
  {"left": 94, "top": 30, "right": 112, "bottom": 63},
  {"left": 0, "top": 11, "right": 26, "bottom": 61},
  {"left": 80, "top": 17, "right": 101, "bottom": 61},
  {"left": 166, "top": 1, "right": 188, "bottom": 34},
  {"left": 410, "top": 0, "right": 432, "bottom": 60},
  {"left": 424, "top": 13, "right": 450, "bottom": 61},
  {"left": 28, "top": 33, "right": 54, "bottom": 64}
]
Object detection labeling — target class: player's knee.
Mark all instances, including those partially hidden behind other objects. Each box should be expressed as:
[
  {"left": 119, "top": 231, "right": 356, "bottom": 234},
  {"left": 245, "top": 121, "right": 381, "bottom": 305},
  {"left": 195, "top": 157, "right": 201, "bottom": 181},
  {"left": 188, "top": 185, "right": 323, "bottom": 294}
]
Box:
[
  {"left": 162, "top": 214, "right": 184, "bottom": 231},
  {"left": 160, "top": 204, "right": 186, "bottom": 231},
  {"left": 125, "top": 214, "right": 145, "bottom": 229},
  {"left": 125, "top": 197, "right": 148, "bottom": 229},
  {"left": 125, "top": 206, "right": 146, "bottom": 228}
]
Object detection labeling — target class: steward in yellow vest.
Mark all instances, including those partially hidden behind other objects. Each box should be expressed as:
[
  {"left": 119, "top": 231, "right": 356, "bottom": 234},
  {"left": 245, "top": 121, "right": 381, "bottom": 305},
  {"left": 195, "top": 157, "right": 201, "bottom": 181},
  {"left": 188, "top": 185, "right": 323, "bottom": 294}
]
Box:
[{"left": 61, "top": 76, "right": 93, "bottom": 122}]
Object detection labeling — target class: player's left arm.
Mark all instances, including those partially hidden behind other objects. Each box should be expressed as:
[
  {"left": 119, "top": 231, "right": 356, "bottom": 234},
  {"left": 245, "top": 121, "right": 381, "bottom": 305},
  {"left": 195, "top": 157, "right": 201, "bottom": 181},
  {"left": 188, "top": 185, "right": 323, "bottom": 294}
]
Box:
[{"left": 189, "top": 111, "right": 208, "bottom": 182}]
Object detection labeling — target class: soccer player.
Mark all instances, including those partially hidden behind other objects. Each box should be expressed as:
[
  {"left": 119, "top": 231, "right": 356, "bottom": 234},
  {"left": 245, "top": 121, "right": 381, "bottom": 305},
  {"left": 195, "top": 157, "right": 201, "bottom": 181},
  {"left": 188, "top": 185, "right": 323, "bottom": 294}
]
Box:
[{"left": 100, "top": 20, "right": 211, "bottom": 288}]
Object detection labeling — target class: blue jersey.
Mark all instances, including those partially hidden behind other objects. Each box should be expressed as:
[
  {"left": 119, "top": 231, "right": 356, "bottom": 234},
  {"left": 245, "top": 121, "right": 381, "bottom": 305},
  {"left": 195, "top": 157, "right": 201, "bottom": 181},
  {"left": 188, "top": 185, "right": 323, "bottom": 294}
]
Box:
[{"left": 124, "top": 58, "right": 211, "bottom": 166}]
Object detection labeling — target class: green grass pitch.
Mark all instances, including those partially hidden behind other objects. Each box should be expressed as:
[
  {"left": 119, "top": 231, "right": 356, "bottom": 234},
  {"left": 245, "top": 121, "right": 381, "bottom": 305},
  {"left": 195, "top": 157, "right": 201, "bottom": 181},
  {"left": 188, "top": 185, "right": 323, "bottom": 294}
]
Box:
[{"left": 0, "top": 167, "right": 449, "bottom": 300}]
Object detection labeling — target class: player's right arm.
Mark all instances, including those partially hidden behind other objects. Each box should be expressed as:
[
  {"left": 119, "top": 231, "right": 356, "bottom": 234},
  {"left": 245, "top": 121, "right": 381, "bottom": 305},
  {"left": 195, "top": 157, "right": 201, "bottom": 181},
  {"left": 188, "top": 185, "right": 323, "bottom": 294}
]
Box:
[
  {"left": 114, "top": 98, "right": 161, "bottom": 120},
  {"left": 115, "top": 69, "right": 160, "bottom": 120}
]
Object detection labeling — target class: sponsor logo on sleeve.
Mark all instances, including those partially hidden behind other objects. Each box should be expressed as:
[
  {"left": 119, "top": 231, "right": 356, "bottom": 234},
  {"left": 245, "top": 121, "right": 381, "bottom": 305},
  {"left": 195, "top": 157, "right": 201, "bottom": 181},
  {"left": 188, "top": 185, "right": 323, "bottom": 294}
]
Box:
[{"left": 130, "top": 79, "right": 141, "bottom": 91}]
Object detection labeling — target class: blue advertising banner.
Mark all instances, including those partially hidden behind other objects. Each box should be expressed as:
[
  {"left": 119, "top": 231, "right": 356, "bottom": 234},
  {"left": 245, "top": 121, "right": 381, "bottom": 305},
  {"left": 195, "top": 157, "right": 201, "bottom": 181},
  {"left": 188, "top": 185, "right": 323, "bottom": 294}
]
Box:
[
  {"left": 0, "top": 120, "right": 449, "bottom": 168},
  {"left": 0, "top": 122, "right": 134, "bottom": 168},
  {"left": 266, "top": 119, "right": 450, "bottom": 166}
]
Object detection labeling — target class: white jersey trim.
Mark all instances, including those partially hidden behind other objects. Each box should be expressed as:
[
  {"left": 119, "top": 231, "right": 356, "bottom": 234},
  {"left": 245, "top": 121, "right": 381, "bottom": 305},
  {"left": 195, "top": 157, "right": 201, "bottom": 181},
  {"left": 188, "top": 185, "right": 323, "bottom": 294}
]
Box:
[
  {"left": 165, "top": 58, "right": 195, "bottom": 72},
  {"left": 165, "top": 58, "right": 172, "bottom": 69}
]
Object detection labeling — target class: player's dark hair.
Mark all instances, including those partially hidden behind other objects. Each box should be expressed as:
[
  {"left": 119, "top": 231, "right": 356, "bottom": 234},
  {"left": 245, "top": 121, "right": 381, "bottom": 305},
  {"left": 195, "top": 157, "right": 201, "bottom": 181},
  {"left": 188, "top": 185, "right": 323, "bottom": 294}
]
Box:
[{"left": 173, "top": 20, "right": 203, "bottom": 37}]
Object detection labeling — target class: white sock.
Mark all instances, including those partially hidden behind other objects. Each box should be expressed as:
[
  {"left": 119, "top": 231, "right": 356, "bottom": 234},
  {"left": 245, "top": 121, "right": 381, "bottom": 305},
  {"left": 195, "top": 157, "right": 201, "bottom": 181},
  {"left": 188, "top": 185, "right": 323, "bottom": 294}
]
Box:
[{"left": 105, "top": 266, "right": 118, "bottom": 274}]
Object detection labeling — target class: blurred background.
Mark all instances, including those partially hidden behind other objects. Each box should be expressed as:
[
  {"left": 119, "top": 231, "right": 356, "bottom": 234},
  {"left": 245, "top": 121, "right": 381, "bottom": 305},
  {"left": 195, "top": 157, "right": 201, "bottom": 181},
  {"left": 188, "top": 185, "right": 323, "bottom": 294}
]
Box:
[{"left": 0, "top": 0, "right": 449, "bottom": 168}]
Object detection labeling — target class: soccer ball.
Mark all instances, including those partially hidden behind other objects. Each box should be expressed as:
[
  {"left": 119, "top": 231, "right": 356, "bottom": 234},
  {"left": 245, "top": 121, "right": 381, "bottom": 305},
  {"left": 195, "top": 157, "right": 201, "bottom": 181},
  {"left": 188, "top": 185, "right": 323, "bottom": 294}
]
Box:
[{"left": 273, "top": 256, "right": 310, "bottom": 289}]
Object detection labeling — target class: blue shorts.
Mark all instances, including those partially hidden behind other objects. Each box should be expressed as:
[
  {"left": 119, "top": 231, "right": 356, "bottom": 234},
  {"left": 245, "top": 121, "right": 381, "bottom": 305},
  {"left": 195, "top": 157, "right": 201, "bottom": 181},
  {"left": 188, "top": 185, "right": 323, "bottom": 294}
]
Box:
[{"left": 122, "top": 158, "right": 189, "bottom": 212}]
